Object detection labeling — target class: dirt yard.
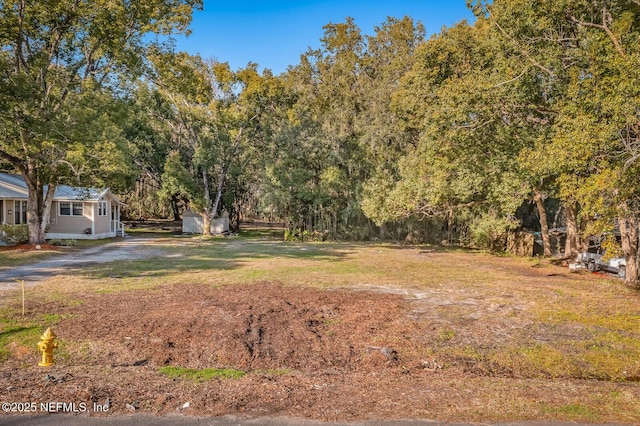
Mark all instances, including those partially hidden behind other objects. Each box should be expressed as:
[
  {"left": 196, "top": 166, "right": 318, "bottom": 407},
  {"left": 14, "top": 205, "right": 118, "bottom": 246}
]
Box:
[{"left": 1, "top": 237, "right": 639, "bottom": 423}]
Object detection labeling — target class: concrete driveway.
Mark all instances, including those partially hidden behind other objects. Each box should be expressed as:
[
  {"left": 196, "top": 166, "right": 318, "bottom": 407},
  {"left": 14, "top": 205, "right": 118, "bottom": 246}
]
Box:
[{"left": 0, "top": 237, "right": 165, "bottom": 291}]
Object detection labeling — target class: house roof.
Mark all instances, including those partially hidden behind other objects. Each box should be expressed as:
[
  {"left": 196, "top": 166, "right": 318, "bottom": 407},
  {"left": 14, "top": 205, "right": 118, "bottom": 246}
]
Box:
[
  {"left": 0, "top": 173, "right": 29, "bottom": 190},
  {"left": 50, "top": 185, "right": 110, "bottom": 202},
  {"left": 0, "top": 184, "right": 26, "bottom": 199},
  {"left": 0, "top": 173, "right": 122, "bottom": 204},
  {"left": 0, "top": 173, "right": 28, "bottom": 199}
]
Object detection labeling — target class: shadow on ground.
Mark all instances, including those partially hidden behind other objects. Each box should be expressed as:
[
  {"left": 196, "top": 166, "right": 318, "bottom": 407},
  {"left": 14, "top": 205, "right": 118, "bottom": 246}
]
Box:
[{"left": 75, "top": 237, "right": 357, "bottom": 281}]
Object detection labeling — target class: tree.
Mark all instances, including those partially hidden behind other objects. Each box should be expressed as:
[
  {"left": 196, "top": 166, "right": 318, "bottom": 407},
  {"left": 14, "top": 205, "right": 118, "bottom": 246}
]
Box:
[
  {"left": 149, "top": 52, "right": 275, "bottom": 235},
  {"left": 112, "top": 84, "right": 182, "bottom": 221},
  {"left": 260, "top": 18, "right": 368, "bottom": 240},
  {"left": 475, "top": 0, "right": 640, "bottom": 285},
  {"left": 0, "top": 0, "right": 201, "bottom": 243},
  {"left": 261, "top": 17, "right": 426, "bottom": 241},
  {"left": 364, "top": 19, "right": 540, "bottom": 249}
]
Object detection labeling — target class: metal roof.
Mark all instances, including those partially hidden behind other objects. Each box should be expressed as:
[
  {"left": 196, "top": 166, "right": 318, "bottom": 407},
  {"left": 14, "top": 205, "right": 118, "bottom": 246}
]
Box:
[
  {"left": 50, "top": 185, "right": 108, "bottom": 201},
  {"left": 0, "top": 173, "right": 28, "bottom": 189},
  {"left": 0, "top": 173, "right": 121, "bottom": 203},
  {"left": 0, "top": 184, "right": 26, "bottom": 198}
]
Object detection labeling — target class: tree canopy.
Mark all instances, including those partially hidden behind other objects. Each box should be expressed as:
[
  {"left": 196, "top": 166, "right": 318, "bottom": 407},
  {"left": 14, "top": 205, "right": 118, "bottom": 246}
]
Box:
[{"left": 0, "top": 0, "right": 201, "bottom": 243}]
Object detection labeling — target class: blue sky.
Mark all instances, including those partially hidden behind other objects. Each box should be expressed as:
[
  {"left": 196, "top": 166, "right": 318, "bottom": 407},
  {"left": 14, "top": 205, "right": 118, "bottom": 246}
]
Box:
[{"left": 173, "top": 0, "right": 476, "bottom": 75}]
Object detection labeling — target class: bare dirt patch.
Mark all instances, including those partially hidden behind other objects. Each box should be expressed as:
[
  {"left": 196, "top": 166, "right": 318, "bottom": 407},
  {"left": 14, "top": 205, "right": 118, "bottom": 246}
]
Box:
[
  {"left": 2, "top": 281, "right": 639, "bottom": 423},
  {"left": 62, "top": 282, "right": 410, "bottom": 371}
]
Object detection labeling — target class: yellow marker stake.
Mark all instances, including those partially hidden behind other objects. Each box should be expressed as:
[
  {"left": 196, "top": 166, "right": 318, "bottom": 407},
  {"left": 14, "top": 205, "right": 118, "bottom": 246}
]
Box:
[
  {"left": 37, "top": 328, "right": 58, "bottom": 367},
  {"left": 13, "top": 279, "right": 24, "bottom": 316}
]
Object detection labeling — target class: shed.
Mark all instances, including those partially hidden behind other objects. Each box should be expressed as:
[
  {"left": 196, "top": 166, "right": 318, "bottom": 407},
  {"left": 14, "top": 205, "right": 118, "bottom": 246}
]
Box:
[{"left": 182, "top": 210, "right": 229, "bottom": 234}]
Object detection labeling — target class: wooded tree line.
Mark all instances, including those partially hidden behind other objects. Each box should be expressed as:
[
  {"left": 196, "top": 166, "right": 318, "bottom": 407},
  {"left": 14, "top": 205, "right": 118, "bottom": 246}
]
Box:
[{"left": 2, "top": 1, "right": 640, "bottom": 287}]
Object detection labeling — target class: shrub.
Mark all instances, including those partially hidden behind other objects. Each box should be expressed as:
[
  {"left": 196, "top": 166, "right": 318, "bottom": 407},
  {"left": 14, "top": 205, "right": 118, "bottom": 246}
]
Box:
[
  {"left": 0, "top": 224, "right": 29, "bottom": 244},
  {"left": 469, "top": 214, "right": 518, "bottom": 252},
  {"left": 50, "top": 239, "right": 79, "bottom": 247}
]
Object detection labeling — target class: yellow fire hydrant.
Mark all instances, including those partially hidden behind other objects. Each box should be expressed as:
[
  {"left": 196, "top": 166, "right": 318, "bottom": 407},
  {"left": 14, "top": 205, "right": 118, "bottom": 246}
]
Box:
[{"left": 37, "top": 328, "right": 58, "bottom": 367}]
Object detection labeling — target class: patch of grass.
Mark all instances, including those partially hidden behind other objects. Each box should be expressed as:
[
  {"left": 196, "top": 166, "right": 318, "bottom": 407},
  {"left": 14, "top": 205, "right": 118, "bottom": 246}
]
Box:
[
  {"left": 0, "top": 313, "right": 47, "bottom": 362},
  {"left": 529, "top": 298, "right": 640, "bottom": 381},
  {"left": 578, "top": 333, "right": 640, "bottom": 381},
  {"left": 440, "top": 345, "right": 483, "bottom": 368},
  {"left": 0, "top": 238, "right": 112, "bottom": 269},
  {"left": 158, "top": 366, "right": 245, "bottom": 382},
  {"left": 471, "top": 336, "right": 640, "bottom": 382},
  {"left": 43, "top": 291, "right": 84, "bottom": 306},
  {"left": 0, "top": 304, "right": 70, "bottom": 362},
  {"left": 0, "top": 248, "right": 65, "bottom": 268},
  {"left": 39, "top": 313, "right": 63, "bottom": 323},
  {"left": 256, "top": 368, "right": 291, "bottom": 376},
  {"left": 541, "top": 403, "right": 599, "bottom": 421},
  {"left": 486, "top": 343, "right": 575, "bottom": 379},
  {"left": 240, "top": 227, "right": 284, "bottom": 239},
  {"left": 542, "top": 308, "right": 640, "bottom": 333},
  {"left": 438, "top": 328, "right": 456, "bottom": 342},
  {"left": 0, "top": 324, "right": 41, "bottom": 361}
]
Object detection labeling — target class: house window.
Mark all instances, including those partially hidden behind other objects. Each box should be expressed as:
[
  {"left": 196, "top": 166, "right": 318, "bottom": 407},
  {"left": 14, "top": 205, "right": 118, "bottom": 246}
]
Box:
[
  {"left": 98, "top": 201, "right": 107, "bottom": 216},
  {"left": 14, "top": 200, "right": 27, "bottom": 225},
  {"left": 60, "top": 202, "right": 84, "bottom": 216}
]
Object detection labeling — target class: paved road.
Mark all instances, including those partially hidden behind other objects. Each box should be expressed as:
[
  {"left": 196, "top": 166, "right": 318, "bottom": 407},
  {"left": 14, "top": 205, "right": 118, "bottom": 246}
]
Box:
[
  {"left": 0, "top": 415, "right": 626, "bottom": 426},
  {"left": 0, "top": 237, "right": 165, "bottom": 291}
]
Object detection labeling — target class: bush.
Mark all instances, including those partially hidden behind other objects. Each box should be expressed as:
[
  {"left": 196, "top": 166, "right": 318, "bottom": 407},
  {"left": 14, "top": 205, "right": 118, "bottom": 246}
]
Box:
[
  {"left": 0, "top": 224, "right": 29, "bottom": 244},
  {"left": 284, "top": 229, "right": 299, "bottom": 241},
  {"left": 469, "top": 214, "right": 518, "bottom": 252},
  {"left": 50, "top": 239, "right": 79, "bottom": 247},
  {"left": 284, "top": 229, "right": 326, "bottom": 242}
]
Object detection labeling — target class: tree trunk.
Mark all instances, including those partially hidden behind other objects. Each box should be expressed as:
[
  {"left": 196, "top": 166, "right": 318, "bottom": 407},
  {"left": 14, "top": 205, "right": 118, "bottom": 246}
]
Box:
[
  {"left": 379, "top": 222, "right": 388, "bottom": 240},
  {"left": 619, "top": 214, "right": 639, "bottom": 288},
  {"left": 578, "top": 216, "right": 589, "bottom": 252},
  {"left": 2, "top": 131, "right": 52, "bottom": 245},
  {"left": 201, "top": 210, "right": 212, "bottom": 236},
  {"left": 200, "top": 169, "right": 212, "bottom": 236},
  {"left": 210, "top": 154, "right": 232, "bottom": 224},
  {"left": 533, "top": 190, "right": 552, "bottom": 257},
  {"left": 447, "top": 206, "right": 454, "bottom": 245},
  {"left": 26, "top": 191, "right": 55, "bottom": 244},
  {"left": 21, "top": 162, "right": 56, "bottom": 245},
  {"left": 40, "top": 185, "right": 55, "bottom": 238},
  {"left": 27, "top": 191, "right": 45, "bottom": 245},
  {"left": 564, "top": 202, "right": 579, "bottom": 259},
  {"left": 171, "top": 194, "right": 181, "bottom": 221},
  {"left": 231, "top": 207, "right": 240, "bottom": 232}
]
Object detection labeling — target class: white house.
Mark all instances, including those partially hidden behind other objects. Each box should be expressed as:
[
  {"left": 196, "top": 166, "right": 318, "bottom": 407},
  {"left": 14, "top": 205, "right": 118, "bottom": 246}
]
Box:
[{"left": 0, "top": 173, "right": 125, "bottom": 240}]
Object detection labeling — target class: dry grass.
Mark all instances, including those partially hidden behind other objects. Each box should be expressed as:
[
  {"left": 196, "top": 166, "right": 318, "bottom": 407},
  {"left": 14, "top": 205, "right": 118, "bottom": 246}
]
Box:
[{"left": 0, "top": 239, "right": 108, "bottom": 270}]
